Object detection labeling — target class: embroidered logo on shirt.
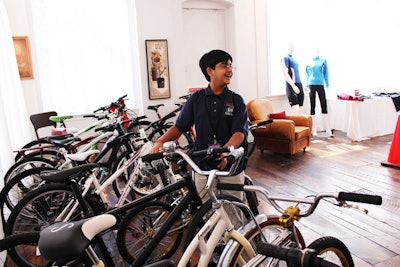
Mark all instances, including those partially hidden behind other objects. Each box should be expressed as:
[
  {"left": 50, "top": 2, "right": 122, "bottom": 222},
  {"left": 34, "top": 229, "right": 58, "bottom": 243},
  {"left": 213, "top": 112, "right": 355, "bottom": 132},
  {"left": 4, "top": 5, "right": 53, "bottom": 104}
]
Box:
[{"left": 225, "top": 102, "right": 234, "bottom": 116}]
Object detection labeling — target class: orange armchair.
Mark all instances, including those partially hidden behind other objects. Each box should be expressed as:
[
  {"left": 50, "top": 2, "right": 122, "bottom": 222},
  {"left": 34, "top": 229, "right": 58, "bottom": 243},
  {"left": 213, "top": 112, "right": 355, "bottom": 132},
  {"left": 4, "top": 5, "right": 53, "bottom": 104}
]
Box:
[{"left": 247, "top": 99, "right": 312, "bottom": 155}]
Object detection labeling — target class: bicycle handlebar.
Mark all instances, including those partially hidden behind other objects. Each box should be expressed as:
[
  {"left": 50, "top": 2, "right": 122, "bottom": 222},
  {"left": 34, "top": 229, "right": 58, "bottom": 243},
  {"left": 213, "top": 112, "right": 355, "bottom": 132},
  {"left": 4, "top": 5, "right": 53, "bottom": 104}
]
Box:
[
  {"left": 92, "top": 95, "right": 128, "bottom": 113},
  {"left": 244, "top": 184, "right": 383, "bottom": 217},
  {"left": 249, "top": 119, "right": 273, "bottom": 131},
  {"left": 256, "top": 243, "right": 339, "bottom": 267},
  {"left": 189, "top": 146, "right": 232, "bottom": 158},
  {"left": 141, "top": 145, "right": 233, "bottom": 163},
  {"left": 141, "top": 142, "right": 243, "bottom": 177},
  {"left": 338, "top": 192, "right": 382, "bottom": 205},
  {"left": 117, "top": 94, "right": 128, "bottom": 102},
  {"left": 94, "top": 116, "right": 147, "bottom": 133}
]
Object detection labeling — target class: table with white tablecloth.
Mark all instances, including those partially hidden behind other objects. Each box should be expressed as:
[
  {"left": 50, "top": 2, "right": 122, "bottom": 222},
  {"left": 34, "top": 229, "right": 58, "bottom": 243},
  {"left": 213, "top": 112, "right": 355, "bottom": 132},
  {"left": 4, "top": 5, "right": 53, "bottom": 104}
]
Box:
[{"left": 327, "top": 97, "right": 400, "bottom": 141}]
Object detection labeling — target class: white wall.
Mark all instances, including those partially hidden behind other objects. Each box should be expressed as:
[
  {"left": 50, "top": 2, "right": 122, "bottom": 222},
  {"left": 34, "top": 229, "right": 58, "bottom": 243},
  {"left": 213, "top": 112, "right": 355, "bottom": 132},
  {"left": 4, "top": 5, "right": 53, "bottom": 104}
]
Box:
[
  {"left": 5, "top": 0, "right": 41, "bottom": 117},
  {"left": 5, "top": 0, "right": 272, "bottom": 121}
]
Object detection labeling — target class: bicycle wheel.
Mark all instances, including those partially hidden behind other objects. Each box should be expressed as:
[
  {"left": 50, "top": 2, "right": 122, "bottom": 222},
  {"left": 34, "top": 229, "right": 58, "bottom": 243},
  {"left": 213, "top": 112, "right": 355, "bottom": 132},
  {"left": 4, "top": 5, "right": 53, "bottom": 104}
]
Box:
[
  {"left": 307, "top": 236, "right": 354, "bottom": 267},
  {"left": 219, "top": 215, "right": 306, "bottom": 267},
  {"left": 0, "top": 167, "right": 56, "bottom": 225},
  {"left": 0, "top": 232, "right": 46, "bottom": 267},
  {"left": 4, "top": 157, "right": 57, "bottom": 183},
  {"left": 116, "top": 201, "right": 183, "bottom": 264},
  {"left": 5, "top": 183, "right": 97, "bottom": 237},
  {"left": 130, "top": 161, "right": 167, "bottom": 196},
  {"left": 184, "top": 194, "right": 252, "bottom": 267}
]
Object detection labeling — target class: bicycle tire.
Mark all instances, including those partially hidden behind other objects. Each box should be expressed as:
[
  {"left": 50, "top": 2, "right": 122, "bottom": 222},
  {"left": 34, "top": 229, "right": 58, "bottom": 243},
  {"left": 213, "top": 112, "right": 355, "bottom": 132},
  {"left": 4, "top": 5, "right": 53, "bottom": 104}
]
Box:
[
  {"left": 117, "top": 201, "right": 183, "bottom": 264},
  {"left": 4, "top": 157, "right": 57, "bottom": 184},
  {"left": 307, "top": 236, "right": 354, "bottom": 267},
  {"left": 218, "top": 215, "right": 306, "bottom": 267},
  {"left": 0, "top": 166, "right": 56, "bottom": 225},
  {"left": 184, "top": 194, "right": 253, "bottom": 267},
  {"left": 0, "top": 232, "right": 45, "bottom": 267},
  {"left": 5, "top": 183, "right": 97, "bottom": 236}
]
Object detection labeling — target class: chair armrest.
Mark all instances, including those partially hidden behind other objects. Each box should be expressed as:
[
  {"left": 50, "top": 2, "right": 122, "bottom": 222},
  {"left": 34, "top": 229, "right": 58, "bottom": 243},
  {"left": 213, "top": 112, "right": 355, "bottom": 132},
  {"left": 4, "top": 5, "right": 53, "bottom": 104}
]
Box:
[
  {"left": 254, "top": 119, "right": 295, "bottom": 140},
  {"left": 286, "top": 115, "right": 312, "bottom": 128}
]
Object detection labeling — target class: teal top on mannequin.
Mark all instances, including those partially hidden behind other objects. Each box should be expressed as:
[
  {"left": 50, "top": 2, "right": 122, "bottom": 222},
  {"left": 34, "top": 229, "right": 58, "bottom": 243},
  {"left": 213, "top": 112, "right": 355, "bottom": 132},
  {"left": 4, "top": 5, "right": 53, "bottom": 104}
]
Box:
[{"left": 306, "top": 56, "right": 329, "bottom": 88}]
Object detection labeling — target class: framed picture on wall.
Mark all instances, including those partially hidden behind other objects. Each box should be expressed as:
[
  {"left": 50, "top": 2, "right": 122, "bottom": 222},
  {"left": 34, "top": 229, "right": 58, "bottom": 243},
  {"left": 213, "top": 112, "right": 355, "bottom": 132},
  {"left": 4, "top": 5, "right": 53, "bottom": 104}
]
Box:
[
  {"left": 12, "top": 36, "right": 34, "bottom": 80},
  {"left": 145, "top": 39, "right": 171, "bottom": 99}
]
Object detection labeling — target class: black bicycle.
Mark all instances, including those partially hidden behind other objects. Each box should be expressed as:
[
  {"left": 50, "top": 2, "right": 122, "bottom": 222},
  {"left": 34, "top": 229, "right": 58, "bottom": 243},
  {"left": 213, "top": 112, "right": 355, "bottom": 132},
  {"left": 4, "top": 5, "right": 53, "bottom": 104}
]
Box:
[{"left": 4, "top": 145, "right": 250, "bottom": 267}]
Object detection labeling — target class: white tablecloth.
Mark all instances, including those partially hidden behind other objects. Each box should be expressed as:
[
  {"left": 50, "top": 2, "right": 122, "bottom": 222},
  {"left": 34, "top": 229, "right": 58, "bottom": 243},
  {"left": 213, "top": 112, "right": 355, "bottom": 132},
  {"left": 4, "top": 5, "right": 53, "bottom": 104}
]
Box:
[{"left": 327, "top": 97, "right": 399, "bottom": 141}]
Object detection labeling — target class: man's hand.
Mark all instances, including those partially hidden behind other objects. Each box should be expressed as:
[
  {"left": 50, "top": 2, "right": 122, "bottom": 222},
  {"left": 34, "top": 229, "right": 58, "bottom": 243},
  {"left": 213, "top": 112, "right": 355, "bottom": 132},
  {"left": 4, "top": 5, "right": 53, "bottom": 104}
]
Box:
[
  {"left": 217, "top": 152, "right": 228, "bottom": 170},
  {"left": 151, "top": 140, "right": 163, "bottom": 153}
]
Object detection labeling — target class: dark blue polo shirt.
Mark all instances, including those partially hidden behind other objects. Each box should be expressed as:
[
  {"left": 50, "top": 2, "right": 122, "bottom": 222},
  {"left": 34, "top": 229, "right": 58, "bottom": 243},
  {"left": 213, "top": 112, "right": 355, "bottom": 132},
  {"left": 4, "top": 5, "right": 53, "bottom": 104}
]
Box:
[{"left": 175, "top": 86, "right": 248, "bottom": 173}]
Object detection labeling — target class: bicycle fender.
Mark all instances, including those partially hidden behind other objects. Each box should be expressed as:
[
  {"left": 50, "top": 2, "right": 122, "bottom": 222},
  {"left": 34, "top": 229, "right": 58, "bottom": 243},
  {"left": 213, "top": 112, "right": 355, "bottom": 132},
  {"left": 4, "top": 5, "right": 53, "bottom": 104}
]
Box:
[{"left": 217, "top": 214, "right": 268, "bottom": 267}]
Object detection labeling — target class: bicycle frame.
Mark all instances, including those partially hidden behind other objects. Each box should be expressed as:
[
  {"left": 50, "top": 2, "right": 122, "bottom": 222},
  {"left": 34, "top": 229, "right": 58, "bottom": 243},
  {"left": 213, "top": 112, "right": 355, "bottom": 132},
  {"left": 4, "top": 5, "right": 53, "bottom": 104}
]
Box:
[
  {"left": 55, "top": 139, "right": 159, "bottom": 223},
  {"left": 178, "top": 173, "right": 257, "bottom": 267}
]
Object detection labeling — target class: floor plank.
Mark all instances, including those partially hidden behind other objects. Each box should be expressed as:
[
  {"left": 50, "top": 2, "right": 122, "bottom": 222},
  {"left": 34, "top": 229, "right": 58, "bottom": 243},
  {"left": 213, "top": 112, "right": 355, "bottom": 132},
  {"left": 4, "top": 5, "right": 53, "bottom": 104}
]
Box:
[{"left": 248, "top": 130, "right": 400, "bottom": 267}]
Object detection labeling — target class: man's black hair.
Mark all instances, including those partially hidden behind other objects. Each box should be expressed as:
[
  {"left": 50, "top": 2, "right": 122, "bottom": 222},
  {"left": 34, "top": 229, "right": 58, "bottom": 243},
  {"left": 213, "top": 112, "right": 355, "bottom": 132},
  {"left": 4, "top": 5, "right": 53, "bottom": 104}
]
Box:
[{"left": 199, "top": 50, "right": 233, "bottom": 81}]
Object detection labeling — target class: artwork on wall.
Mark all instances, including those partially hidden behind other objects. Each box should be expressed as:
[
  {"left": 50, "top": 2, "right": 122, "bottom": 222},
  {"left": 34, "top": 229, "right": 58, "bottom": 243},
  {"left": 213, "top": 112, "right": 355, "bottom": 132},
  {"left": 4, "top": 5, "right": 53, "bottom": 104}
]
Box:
[
  {"left": 146, "top": 39, "right": 171, "bottom": 99},
  {"left": 12, "top": 36, "right": 34, "bottom": 80}
]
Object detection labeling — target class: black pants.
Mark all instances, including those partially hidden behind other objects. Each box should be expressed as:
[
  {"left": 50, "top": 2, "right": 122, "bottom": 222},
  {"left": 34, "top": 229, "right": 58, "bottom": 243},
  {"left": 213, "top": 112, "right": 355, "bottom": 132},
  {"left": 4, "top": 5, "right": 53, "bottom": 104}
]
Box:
[
  {"left": 309, "top": 85, "right": 328, "bottom": 115},
  {"left": 286, "top": 82, "right": 304, "bottom": 107}
]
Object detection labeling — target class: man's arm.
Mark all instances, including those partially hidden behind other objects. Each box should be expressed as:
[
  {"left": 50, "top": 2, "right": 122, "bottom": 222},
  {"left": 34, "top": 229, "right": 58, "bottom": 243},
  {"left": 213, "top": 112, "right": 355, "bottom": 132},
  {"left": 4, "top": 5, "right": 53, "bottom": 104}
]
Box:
[{"left": 151, "top": 125, "right": 183, "bottom": 153}]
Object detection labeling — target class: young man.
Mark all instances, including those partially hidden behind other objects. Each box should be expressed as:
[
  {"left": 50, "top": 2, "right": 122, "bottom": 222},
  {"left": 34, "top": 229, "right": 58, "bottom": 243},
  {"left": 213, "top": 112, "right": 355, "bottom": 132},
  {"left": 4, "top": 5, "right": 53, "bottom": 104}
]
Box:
[{"left": 151, "top": 49, "right": 249, "bottom": 201}]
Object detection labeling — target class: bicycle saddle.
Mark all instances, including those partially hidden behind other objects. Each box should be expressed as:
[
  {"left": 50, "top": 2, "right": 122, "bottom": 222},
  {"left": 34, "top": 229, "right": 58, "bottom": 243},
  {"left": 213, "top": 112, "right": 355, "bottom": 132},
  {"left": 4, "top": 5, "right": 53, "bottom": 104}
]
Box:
[
  {"left": 40, "top": 163, "right": 98, "bottom": 182},
  {"left": 147, "top": 104, "right": 164, "bottom": 111},
  {"left": 39, "top": 214, "right": 116, "bottom": 263},
  {"left": 50, "top": 136, "right": 81, "bottom": 148}
]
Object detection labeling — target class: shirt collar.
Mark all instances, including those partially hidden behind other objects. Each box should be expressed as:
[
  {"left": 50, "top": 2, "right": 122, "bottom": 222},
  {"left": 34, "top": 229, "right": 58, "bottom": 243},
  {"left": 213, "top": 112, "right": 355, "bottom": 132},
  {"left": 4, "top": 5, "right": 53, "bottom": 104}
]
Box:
[{"left": 205, "top": 85, "right": 229, "bottom": 96}]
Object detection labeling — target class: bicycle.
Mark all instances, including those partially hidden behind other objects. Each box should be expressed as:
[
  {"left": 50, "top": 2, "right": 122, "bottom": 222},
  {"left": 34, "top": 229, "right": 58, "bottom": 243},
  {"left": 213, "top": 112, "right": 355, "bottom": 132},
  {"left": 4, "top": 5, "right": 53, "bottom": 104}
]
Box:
[
  {"left": 145, "top": 94, "right": 195, "bottom": 150},
  {"left": 12, "top": 94, "right": 136, "bottom": 163},
  {"left": 216, "top": 186, "right": 382, "bottom": 267},
  {"left": 0, "top": 117, "right": 151, "bottom": 225},
  {"left": 4, "top": 145, "right": 248, "bottom": 266},
  {"left": 0, "top": 216, "right": 174, "bottom": 267},
  {"left": 6, "top": 112, "right": 115, "bottom": 183}
]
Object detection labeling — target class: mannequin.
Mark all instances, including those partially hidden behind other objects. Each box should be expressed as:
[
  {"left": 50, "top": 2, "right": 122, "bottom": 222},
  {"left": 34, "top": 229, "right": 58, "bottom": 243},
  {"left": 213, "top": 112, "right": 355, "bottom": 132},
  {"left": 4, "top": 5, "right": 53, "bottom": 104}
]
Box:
[
  {"left": 306, "top": 47, "right": 333, "bottom": 137},
  {"left": 281, "top": 42, "right": 304, "bottom": 114}
]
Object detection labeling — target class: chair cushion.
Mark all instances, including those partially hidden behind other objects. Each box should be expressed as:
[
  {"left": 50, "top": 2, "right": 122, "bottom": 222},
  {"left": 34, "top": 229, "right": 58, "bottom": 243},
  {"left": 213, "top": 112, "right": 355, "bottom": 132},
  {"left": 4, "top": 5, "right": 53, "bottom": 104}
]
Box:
[
  {"left": 269, "top": 111, "right": 287, "bottom": 119},
  {"left": 294, "top": 126, "right": 310, "bottom": 140}
]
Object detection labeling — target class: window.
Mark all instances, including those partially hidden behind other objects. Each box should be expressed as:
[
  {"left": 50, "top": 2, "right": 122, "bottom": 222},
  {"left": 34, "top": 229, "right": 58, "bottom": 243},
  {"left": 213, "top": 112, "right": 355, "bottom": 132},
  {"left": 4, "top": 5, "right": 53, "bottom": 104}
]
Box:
[
  {"left": 30, "top": 0, "right": 141, "bottom": 114},
  {"left": 268, "top": 0, "right": 400, "bottom": 96}
]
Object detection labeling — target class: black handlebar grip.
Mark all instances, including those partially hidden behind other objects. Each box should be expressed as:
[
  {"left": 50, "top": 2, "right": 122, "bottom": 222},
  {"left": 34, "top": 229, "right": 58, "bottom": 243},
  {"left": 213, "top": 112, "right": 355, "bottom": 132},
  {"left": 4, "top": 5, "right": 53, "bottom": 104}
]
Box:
[
  {"left": 257, "top": 119, "right": 273, "bottom": 126},
  {"left": 257, "top": 243, "right": 300, "bottom": 264},
  {"left": 257, "top": 243, "right": 338, "bottom": 267},
  {"left": 136, "top": 115, "right": 147, "bottom": 121},
  {"left": 190, "top": 147, "right": 231, "bottom": 157},
  {"left": 141, "top": 152, "right": 164, "bottom": 162},
  {"left": 83, "top": 114, "right": 96, "bottom": 118},
  {"left": 338, "top": 192, "right": 383, "bottom": 205},
  {"left": 118, "top": 94, "right": 128, "bottom": 101},
  {"left": 217, "top": 183, "right": 244, "bottom": 191}
]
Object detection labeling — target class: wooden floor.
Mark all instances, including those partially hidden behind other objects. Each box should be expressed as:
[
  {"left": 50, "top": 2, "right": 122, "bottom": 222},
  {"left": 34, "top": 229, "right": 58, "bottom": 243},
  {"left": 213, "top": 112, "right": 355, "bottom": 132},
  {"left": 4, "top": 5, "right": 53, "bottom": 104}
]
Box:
[
  {"left": 3, "top": 130, "right": 400, "bottom": 266},
  {"left": 246, "top": 130, "right": 400, "bottom": 267}
]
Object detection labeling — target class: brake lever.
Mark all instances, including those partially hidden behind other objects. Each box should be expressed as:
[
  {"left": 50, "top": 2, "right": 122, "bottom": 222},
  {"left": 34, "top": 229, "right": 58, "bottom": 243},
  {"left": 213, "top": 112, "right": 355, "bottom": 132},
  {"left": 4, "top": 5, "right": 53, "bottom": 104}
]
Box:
[{"left": 336, "top": 201, "right": 368, "bottom": 214}]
